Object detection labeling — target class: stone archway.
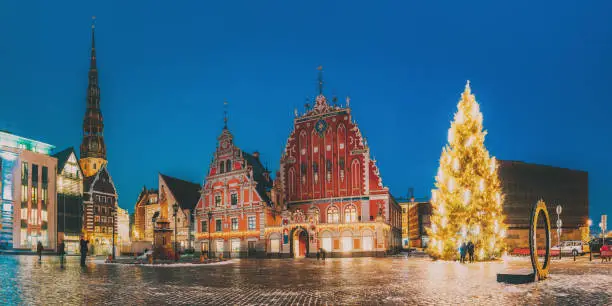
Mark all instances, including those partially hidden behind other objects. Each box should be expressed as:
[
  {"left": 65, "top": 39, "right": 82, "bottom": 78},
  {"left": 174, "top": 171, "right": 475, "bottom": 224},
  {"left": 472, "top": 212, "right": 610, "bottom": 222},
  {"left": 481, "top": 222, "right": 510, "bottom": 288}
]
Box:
[{"left": 290, "top": 227, "right": 309, "bottom": 258}]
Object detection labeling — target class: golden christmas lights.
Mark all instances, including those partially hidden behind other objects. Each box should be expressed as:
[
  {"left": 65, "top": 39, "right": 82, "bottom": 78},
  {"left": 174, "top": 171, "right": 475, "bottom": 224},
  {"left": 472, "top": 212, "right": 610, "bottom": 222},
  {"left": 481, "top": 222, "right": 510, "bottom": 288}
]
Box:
[{"left": 427, "top": 81, "right": 507, "bottom": 261}]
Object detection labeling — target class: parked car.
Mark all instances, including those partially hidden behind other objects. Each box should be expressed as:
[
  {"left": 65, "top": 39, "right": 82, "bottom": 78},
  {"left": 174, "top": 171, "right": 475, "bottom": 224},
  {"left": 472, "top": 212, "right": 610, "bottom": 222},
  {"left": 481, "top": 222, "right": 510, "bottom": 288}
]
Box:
[
  {"left": 551, "top": 240, "right": 585, "bottom": 256},
  {"left": 589, "top": 237, "right": 612, "bottom": 254}
]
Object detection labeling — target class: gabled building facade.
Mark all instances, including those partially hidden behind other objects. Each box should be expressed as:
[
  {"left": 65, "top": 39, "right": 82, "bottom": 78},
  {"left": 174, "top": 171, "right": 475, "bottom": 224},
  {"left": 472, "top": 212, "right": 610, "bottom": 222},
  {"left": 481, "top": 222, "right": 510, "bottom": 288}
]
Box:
[
  {"left": 132, "top": 187, "right": 158, "bottom": 242},
  {"left": 195, "top": 124, "right": 275, "bottom": 258},
  {"left": 83, "top": 165, "right": 117, "bottom": 255},
  {"left": 54, "top": 147, "right": 84, "bottom": 254},
  {"left": 159, "top": 173, "right": 200, "bottom": 251},
  {"left": 270, "top": 76, "right": 402, "bottom": 257}
]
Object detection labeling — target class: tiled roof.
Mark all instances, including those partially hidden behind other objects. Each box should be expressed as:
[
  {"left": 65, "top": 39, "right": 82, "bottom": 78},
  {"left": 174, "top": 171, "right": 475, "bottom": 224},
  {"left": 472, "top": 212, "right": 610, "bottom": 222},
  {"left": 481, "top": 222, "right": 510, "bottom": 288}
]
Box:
[
  {"left": 243, "top": 152, "right": 273, "bottom": 204},
  {"left": 160, "top": 173, "right": 201, "bottom": 211}
]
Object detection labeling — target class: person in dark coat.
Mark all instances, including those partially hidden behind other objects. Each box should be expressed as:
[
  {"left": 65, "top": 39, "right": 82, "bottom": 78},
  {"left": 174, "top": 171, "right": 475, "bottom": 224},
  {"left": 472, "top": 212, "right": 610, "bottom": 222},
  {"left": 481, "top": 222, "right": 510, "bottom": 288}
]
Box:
[
  {"left": 79, "top": 237, "right": 89, "bottom": 267},
  {"left": 459, "top": 242, "right": 467, "bottom": 263},
  {"left": 36, "top": 241, "right": 43, "bottom": 261},
  {"left": 467, "top": 241, "right": 475, "bottom": 263},
  {"left": 58, "top": 241, "right": 66, "bottom": 267}
]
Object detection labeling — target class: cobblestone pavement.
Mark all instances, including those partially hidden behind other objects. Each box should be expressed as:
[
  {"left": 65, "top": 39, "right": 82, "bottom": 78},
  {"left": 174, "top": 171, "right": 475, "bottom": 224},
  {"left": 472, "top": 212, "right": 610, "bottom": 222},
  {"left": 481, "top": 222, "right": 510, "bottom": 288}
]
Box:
[{"left": 0, "top": 255, "right": 610, "bottom": 305}]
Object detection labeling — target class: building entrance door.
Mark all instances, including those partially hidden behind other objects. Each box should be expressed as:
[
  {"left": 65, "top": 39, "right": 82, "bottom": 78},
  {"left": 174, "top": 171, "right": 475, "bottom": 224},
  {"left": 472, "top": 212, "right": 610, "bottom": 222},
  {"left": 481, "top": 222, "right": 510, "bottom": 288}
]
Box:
[{"left": 293, "top": 230, "right": 308, "bottom": 258}]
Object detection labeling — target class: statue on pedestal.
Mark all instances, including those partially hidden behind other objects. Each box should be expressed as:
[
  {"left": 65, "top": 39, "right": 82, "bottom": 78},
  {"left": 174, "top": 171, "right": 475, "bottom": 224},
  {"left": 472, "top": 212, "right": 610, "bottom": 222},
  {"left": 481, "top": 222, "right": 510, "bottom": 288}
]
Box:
[{"left": 153, "top": 186, "right": 174, "bottom": 260}]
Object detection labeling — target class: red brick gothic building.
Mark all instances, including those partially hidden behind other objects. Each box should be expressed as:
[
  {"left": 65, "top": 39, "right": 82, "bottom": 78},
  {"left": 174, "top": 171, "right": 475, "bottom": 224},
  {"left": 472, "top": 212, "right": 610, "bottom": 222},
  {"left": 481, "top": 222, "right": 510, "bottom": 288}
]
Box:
[{"left": 268, "top": 83, "right": 402, "bottom": 257}]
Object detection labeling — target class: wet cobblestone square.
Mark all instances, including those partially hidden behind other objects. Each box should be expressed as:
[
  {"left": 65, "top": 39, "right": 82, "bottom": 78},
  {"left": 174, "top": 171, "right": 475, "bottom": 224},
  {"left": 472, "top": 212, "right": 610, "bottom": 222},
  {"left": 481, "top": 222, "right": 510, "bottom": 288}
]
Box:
[{"left": 0, "top": 255, "right": 610, "bottom": 305}]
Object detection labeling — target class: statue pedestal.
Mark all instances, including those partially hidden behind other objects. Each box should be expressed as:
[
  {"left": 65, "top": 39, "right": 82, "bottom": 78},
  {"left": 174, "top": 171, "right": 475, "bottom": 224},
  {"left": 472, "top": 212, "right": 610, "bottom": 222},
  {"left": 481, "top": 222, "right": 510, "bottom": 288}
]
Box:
[{"left": 153, "top": 220, "right": 174, "bottom": 260}]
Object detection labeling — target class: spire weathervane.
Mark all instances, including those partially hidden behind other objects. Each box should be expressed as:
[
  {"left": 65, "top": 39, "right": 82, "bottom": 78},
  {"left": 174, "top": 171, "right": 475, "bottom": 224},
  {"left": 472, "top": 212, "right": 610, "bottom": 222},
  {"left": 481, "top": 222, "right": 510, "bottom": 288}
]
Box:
[
  {"left": 317, "top": 66, "right": 323, "bottom": 95},
  {"left": 223, "top": 100, "right": 229, "bottom": 129}
]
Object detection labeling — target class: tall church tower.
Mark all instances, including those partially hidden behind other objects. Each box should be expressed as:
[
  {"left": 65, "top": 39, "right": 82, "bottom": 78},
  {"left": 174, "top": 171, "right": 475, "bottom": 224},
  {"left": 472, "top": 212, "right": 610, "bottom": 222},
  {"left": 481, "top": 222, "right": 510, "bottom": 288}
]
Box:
[{"left": 79, "top": 18, "right": 107, "bottom": 177}]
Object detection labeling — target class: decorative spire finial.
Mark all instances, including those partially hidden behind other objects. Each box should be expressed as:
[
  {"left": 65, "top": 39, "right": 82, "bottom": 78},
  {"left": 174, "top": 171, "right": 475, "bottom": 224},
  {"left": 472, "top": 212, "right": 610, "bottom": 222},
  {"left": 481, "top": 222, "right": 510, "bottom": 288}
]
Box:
[
  {"left": 464, "top": 80, "right": 471, "bottom": 95},
  {"left": 346, "top": 96, "right": 350, "bottom": 108},
  {"left": 223, "top": 100, "right": 228, "bottom": 129},
  {"left": 317, "top": 66, "right": 323, "bottom": 95}
]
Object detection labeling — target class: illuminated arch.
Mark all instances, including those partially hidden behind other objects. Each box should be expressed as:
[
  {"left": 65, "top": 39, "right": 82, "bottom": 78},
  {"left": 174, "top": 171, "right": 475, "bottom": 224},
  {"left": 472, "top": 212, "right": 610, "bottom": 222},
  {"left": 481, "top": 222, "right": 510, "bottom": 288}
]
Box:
[
  {"left": 530, "top": 199, "right": 551, "bottom": 281},
  {"left": 344, "top": 204, "right": 357, "bottom": 223},
  {"left": 327, "top": 205, "right": 339, "bottom": 223}
]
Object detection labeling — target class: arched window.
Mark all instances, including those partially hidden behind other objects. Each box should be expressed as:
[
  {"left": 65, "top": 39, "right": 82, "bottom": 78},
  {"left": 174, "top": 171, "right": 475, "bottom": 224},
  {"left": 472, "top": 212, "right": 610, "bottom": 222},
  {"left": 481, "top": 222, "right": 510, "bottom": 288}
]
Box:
[
  {"left": 219, "top": 161, "right": 225, "bottom": 174},
  {"left": 309, "top": 206, "right": 320, "bottom": 223},
  {"left": 344, "top": 204, "right": 357, "bottom": 223},
  {"left": 351, "top": 159, "right": 361, "bottom": 192},
  {"left": 327, "top": 206, "right": 339, "bottom": 223},
  {"left": 226, "top": 160, "right": 232, "bottom": 172}
]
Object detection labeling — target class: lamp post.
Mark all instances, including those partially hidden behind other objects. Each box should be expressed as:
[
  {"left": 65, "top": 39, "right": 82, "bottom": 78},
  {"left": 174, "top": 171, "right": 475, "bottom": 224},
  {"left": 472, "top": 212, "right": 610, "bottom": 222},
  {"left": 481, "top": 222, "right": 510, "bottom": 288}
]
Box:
[
  {"left": 111, "top": 204, "right": 116, "bottom": 261},
  {"left": 207, "top": 210, "right": 213, "bottom": 259},
  {"left": 588, "top": 219, "right": 593, "bottom": 261},
  {"left": 172, "top": 203, "right": 179, "bottom": 262},
  {"left": 556, "top": 205, "right": 562, "bottom": 260}
]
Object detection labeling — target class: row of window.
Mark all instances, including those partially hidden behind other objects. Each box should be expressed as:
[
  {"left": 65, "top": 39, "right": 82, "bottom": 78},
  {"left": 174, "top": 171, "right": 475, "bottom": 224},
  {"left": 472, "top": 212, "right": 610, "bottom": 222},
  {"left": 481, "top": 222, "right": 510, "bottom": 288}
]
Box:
[
  {"left": 214, "top": 193, "right": 239, "bottom": 207},
  {"left": 94, "top": 226, "right": 114, "bottom": 234},
  {"left": 20, "top": 185, "right": 48, "bottom": 206},
  {"left": 20, "top": 208, "right": 48, "bottom": 225},
  {"left": 94, "top": 215, "right": 113, "bottom": 223},
  {"left": 94, "top": 205, "right": 113, "bottom": 215},
  {"left": 287, "top": 158, "right": 361, "bottom": 197},
  {"left": 218, "top": 160, "right": 233, "bottom": 174},
  {"left": 95, "top": 194, "right": 113, "bottom": 204},
  {"left": 21, "top": 162, "right": 49, "bottom": 184},
  {"left": 201, "top": 216, "right": 257, "bottom": 232}
]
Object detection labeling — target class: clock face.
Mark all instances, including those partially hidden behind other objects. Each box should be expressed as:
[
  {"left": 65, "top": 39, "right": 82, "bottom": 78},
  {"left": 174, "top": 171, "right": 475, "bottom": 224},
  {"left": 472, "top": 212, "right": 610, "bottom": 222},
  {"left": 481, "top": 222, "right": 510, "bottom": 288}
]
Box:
[{"left": 221, "top": 141, "right": 228, "bottom": 149}]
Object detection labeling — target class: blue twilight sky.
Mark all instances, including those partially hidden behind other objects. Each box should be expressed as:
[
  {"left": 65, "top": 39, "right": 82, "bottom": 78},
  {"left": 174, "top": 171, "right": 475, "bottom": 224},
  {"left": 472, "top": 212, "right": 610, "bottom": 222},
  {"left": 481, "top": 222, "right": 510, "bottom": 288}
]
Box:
[{"left": 0, "top": 1, "right": 610, "bottom": 223}]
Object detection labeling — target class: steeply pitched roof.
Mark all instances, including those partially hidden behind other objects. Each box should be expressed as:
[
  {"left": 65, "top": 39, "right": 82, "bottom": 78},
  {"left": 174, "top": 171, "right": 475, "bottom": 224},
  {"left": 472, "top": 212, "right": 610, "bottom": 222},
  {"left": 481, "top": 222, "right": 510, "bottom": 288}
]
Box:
[
  {"left": 84, "top": 165, "right": 117, "bottom": 195},
  {"left": 243, "top": 152, "right": 273, "bottom": 204},
  {"left": 160, "top": 173, "right": 201, "bottom": 211},
  {"left": 52, "top": 147, "right": 78, "bottom": 174}
]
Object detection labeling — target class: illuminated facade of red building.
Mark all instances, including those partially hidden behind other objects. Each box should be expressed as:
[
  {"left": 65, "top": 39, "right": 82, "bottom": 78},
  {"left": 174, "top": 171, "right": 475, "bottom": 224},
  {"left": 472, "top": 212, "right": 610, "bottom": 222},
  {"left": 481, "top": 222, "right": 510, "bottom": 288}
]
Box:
[
  {"left": 194, "top": 123, "right": 276, "bottom": 258},
  {"left": 268, "top": 80, "right": 402, "bottom": 257}
]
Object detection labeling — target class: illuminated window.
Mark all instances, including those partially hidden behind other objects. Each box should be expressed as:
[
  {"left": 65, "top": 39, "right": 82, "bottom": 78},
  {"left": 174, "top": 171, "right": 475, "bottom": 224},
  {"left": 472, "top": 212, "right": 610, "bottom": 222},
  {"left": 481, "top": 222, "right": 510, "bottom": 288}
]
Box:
[
  {"left": 327, "top": 206, "right": 339, "bottom": 223},
  {"left": 344, "top": 205, "right": 357, "bottom": 223},
  {"left": 21, "top": 162, "right": 28, "bottom": 183},
  {"left": 248, "top": 216, "right": 256, "bottom": 230},
  {"left": 231, "top": 218, "right": 238, "bottom": 231},
  {"left": 21, "top": 185, "right": 28, "bottom": 203},
  {"left": 219, "top": 161, "right": 225, "bottom": 174},
  {"left": 31, "top": 186, "right": 38, "bottom": 205}
]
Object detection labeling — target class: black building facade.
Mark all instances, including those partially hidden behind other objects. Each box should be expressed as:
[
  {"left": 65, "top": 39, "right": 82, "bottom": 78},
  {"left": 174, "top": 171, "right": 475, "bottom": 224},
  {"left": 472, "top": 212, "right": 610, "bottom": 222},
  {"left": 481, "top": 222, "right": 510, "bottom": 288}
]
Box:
[{"left": 498, "top": 160, "right": 589, "bottom": 248}]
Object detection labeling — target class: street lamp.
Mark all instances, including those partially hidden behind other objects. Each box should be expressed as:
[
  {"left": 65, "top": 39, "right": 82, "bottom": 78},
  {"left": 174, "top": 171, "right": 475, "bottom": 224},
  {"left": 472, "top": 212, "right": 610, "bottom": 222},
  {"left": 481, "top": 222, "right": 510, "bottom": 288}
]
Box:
[
  {"left": 172, "top": 203, "right": 179, "bottom": 262},
  {"left": 556, "top": 205, "right": 562, "bottom": 259},
  {"left": 207, "top": 210, "right": 213, "bottom": 259},
  {"left": 112, "top": 204, "right": 116, "bottom": 261}
]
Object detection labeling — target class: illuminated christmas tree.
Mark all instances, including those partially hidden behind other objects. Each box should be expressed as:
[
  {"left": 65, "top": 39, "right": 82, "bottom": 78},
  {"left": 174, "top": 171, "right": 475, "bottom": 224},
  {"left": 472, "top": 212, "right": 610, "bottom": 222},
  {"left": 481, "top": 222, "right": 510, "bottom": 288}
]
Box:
[{"left": 428, "top": 81, "right": 506, "bottom": 261}]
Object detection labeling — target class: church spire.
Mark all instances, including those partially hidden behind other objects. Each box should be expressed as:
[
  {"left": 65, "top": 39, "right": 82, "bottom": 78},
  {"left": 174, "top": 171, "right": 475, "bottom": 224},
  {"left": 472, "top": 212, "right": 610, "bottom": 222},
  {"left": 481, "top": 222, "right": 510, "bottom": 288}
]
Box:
[
  {"left": 223, "top": 100, "right": 228, "bottom": 129},
  {"left": 317, "top": 66, "right": 324, "bottom": 95},
  {"left": 80, "top": 16, "right": 107, "bottom": 176}
]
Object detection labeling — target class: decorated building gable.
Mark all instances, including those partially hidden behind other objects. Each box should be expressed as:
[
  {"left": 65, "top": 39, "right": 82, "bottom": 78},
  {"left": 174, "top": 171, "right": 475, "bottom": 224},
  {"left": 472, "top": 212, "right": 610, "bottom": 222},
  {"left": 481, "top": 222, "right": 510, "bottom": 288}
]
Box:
[
  {"left": 270, "top": 71, "right": 402, "bottom": 257},
  {"left": 195, "top": 124, "right": 274, "bottom": 258},
  {"left": 133, "top": 187, "right": 158, "bottom": 242}
]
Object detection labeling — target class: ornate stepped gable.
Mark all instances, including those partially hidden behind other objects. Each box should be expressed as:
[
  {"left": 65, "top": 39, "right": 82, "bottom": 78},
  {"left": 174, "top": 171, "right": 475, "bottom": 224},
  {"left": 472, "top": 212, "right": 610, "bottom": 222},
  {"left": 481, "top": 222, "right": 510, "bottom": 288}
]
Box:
[
  {"left": 279, "top": 94, "right": 387, "bottom": 206},
  {"left": 197, "top": 126, "right": 272, "bottom": 212}
]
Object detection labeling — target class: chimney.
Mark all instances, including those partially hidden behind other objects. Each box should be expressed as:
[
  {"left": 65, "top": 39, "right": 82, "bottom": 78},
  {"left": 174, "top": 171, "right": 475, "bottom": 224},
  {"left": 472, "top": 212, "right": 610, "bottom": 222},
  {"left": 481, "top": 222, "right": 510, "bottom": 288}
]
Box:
[{"left": 253, "top": 151, "right": 260, "bottom": 160}]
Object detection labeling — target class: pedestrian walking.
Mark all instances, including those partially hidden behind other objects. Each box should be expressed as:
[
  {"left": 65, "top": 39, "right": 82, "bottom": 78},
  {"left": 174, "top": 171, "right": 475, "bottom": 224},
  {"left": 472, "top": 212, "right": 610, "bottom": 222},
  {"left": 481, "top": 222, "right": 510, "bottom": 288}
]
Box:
[
  {"left": 459, "top": 242, "right": 467, "bottom": 263},
  {"left": 58, "top": 241, "right": 66, "bottom": 267},
  {"left": 316, "top": 249, "right": 320, "bottom": 261},
  {"left": 321, "top": 248, "right": 326, "bottom": 261},
  {"left": 36, "top": 241, "right": 43, "bottom": 262},
  {"left": 79, "top": 236, "right": 89, "bottom": 267},
  {"left": 467, "top": 241, "right": 475, "bottom": 263}
]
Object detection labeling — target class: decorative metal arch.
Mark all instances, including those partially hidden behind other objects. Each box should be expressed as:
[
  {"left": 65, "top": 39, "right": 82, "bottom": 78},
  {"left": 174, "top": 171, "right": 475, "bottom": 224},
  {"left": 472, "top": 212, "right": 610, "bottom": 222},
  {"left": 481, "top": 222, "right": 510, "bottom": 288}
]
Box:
[{"left": 529, "top": 200, "right": 551, "bottom": 281}]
